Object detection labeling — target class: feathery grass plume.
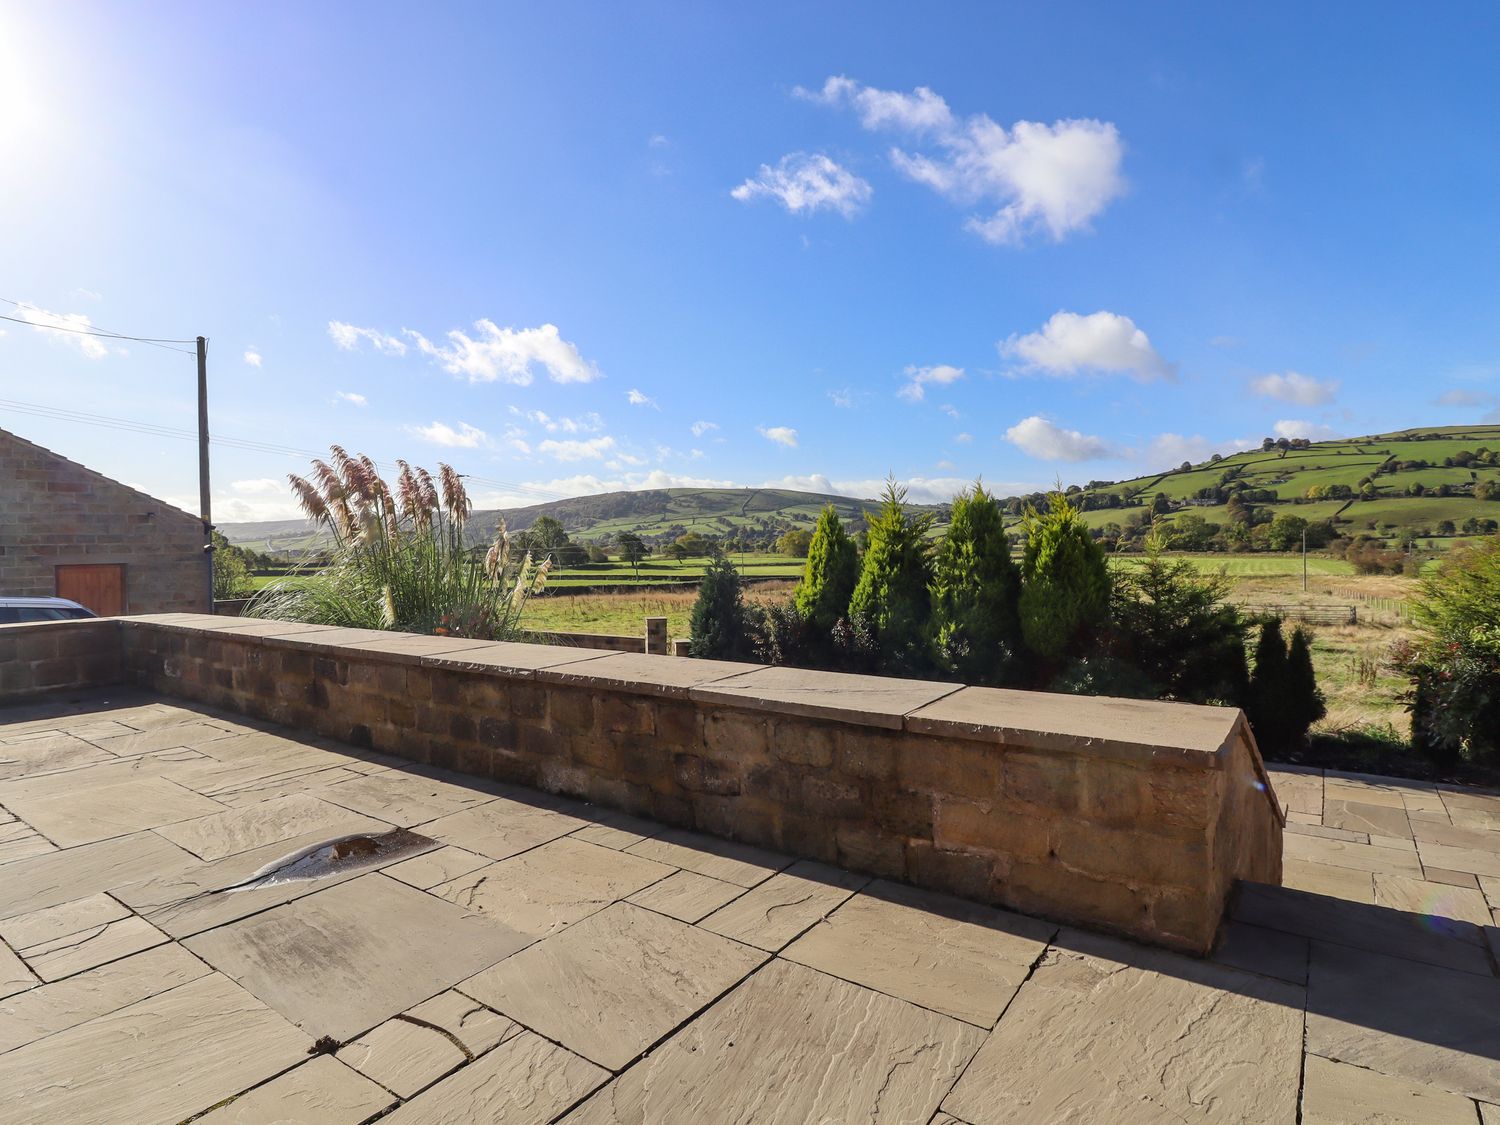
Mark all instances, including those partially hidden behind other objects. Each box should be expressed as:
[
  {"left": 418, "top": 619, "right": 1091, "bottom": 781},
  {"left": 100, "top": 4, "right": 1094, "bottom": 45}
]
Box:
[
  {"left": 288, "top": 474, "right": 328, "bottom": 522},
  {"left": 247, "top": 447, "right": 541, "bottom": 641}
]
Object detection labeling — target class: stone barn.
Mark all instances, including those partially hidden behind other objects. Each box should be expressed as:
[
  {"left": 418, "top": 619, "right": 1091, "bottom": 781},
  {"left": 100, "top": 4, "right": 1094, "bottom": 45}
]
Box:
[{"left": 0, "top": 427, "right": 208, "bottom": 615}]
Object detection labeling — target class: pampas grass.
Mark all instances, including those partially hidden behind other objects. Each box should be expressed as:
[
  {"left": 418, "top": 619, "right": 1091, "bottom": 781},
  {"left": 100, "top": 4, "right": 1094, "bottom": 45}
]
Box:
[{"left": 246, "top": 448, "right": 546, "bottom": 639}]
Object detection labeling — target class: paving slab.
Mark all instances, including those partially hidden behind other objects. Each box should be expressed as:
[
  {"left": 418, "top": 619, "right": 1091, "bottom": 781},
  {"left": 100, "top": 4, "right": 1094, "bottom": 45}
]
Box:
[
  {"left": 343, "top": 1015, "right": 469, "bottom": 1098},
  {"left": 156, "top": 792, "right": 390, "bottom": 861},
  {"left": 1235, "top": 882, "right": 1491, "bottom": 975},
  {"left": 0, "top": 823, "right": 56, "bottom": 865},
  {"left": 1415, "top": 820, "right": 1500, "bottom": 853},
  {"left": 320, "top": 771, "right": 495, "bottom": 827},
  {"left": 1284, "top": 832, "right": 1424, "bottom": 876},
  {"left": 382, "top": 1030, "right": 607, "bottom": 1124},
  {"left": 1282, "top": 856, "right": 1375, "bottom": 903},
  {"left": 0, "top": 891, "right": 130, "bottom": 950},
  {"left": 1448, "top": 804, "right": 1500, "bottom": 834},
  {"left": 0, "top": 942, "right": 35, "bottom": 1000},
  {"left": 942, "top": 932, "right": 1304, "bottom": 1125},
  {"left": 384, "top": 844, "right": 492, "bottom": 890},
  {"left": 0, "top": 971, "right": 313, "bottom": 1125},
  {"left": 1306, "top": 941, "right": 1500, "bottom": 1102},
  {"left": 0, "top": 830, "right": 200, "bottom": 920},
  {"left": 567, "top": 809, "right": 662, "bottom": 850},
  {"left": 699, "top": 860, "right": 867, "bottom": 951},
  {"left": 406, "top": 989, "right": 520, "bottom": 1056},
  {"left": 1211, "top": 919, "right": 1310, "bottom": 985},
  {"left": 1417, "top": 839, "right": 1500, "bottom": 879},
  {"left": 1325, "top": 778, "right": 1410, "bottom": 809},
  {"left": 20, "top": 914, "right": 167, "bottom": 981},
  {"left": 1374, "top": 872, "right": 1495, "bottom": 928},
  {"left": 196, "top": 1055, "right": 396, "bottom": 1124},
  {"left": 460, "top": 902, "right": 765, "bottom": 1070},
  {"left": 1323, "top": 799, "right": 1413, "bottom": 838},
  {"left": 783, "top": 880, "right": 1055, "bottom": 1028},
  {"left": 1301, "top": 1052, "right": 1477, "bottom": 1125},
  {"left": 626, "top": 869, "right": 747, "bottom": 923},
  {"left": 564, "top": 958, "right": 984, "bottom": 1125},
  {"left": 2, "top": 776, "right": 227, "bottom": 847},
  {"left": 423, "top": 794, "right": 589, "bottom": 860},
  {"left": 625, "top": 828, "right": 788, "bottom": 887},
  {"left": 0, "top": 941, "right": 210, "bottom": 1053},
  {"left": 0, "top": 734, "right": 114, "bottom": 781},
  {"left": 185, "top": 873, "right": 531, "bottom": 1042},
  {"left": 432, "top": 837, "right": 675, "bottom": 939}
]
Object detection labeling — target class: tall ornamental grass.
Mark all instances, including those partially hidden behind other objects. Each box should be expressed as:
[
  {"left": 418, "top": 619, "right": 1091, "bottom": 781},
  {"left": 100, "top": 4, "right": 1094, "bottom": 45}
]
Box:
[{"left": 246, "top": 446, "right": 548, "bottom": 639}]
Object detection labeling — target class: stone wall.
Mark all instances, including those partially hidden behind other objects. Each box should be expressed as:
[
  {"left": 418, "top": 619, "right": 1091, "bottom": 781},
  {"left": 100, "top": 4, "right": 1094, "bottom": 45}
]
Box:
[
  {"left": 0, "top": 618, "right": 124, "bottom": 701},
  {"left": 91, "top": 614, "right": 1285, "bottom": 953},
  {"left": 0, "top": 428, "right": 208, "bottom": 613}
]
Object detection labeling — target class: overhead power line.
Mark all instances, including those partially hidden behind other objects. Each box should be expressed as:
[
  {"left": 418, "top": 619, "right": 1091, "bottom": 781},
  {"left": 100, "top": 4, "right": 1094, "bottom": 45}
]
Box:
[
  {"left": 0, "top": 299, "right": 199, "bottom": 355},
  {"left": 0, "top": 397, "right": 571, "bottom": 504}
]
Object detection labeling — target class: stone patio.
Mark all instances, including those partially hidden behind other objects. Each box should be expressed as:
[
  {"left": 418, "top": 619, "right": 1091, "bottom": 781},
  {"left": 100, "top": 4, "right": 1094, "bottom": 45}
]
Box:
[{"left": 1, "top": 691, "right": 1498, "bottom": 1123}]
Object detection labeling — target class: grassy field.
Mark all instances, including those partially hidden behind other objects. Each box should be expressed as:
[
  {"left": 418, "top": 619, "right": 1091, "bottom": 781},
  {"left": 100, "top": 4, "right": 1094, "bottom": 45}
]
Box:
[{"left": 522, "top": 556, "right": 1419, "bottom": 744}]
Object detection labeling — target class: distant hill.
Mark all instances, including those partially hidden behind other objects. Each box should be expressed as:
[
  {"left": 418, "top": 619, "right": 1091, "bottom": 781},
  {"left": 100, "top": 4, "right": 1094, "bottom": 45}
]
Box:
[
  {"left": 219, "top": 486, "right": 932, "bottom": 553},
  {"left": 1073, "top": 424, "right": 1500, "bottom": 540},
  {"left": 219, "top": 426, "right": 1500, "bottom": 554}
]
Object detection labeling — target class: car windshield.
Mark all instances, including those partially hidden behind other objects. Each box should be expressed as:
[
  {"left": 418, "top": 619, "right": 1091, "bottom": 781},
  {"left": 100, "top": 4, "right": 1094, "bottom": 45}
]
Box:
[{"left": 0, "top": 607, "right": 94, "bottom": 623}]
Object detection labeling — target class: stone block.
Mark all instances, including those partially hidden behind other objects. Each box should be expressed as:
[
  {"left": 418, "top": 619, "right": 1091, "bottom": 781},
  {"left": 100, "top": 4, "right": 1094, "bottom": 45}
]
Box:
[
  {"left": 703, "top": 710, "right": 770, "bottom": 759},
  {"left": 770, "top": 721, "right": 834, "bottom": 768},
  {"left": 933, "top": 800, "right": 1050, "bottom": 860}
]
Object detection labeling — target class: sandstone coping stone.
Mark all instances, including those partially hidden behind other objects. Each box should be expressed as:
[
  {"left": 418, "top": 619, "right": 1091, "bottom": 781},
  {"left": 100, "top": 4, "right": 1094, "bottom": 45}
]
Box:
[
  {"left": 537, "top": 650, "right": 768, "bottom": 699},
  {"left": 688, "top": 664, "right": 964, "bottom": 730}
]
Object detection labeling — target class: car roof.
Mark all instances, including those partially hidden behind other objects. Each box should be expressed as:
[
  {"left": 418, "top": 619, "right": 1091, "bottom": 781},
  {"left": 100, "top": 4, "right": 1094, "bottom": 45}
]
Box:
[{"left": 0, "top": 596, "right": 90, "bottom": 609}]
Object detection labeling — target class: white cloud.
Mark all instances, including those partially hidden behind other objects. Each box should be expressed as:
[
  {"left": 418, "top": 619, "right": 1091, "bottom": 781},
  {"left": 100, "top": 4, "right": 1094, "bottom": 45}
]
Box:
[
  {"left": 409, "top": 421, "right": 488, "bottom": 448},
  {"left": 762, "top": 474, "right": 1037, "bottom": 505},
  {"left": 1435, "top": 389, "right": 1493, "bottom": 408},
  {"left": 802, "top": 76, "right": 1125, "bottom": 244},
  {"left": 1005, "top": 416, "right": 1117, "bottom": 461},
  {"left": 243, "top": 348, "right": 262, "bottom": 368},
  {"left": 468, "top": 469, "right": 739, "bottom": 508},
  {"left": 939, "top": 404, "right": 961, "bottom": 419},
  {"left": 828, "top": 388, "right": 855, "bottom": 408},
  {"left": 1250, "top": 371, "right": 1339, "bottom": 406},
  {"left": 538, "top": 435, "right": 617, "bottom": 461},
  {"left": 648, "top": 134, "right": 670, "bottom": 148},
  {"left": 1272, "top": 419, "right": 1341, "bottom": 441},
  {"left": 1146, "top": 433, "right": 1222, "bottom": 466},
  {"left": 1001, "top": 310, "right": 1172, "bottom": 381},
  {"left": 731, "top": 153, "right": 872, "bottom": 218},
  {"left": 758, "top": 425, "right": 799, "bottom": 448},
  {"left": 897, "top": 363, "right": 964, "bottom": 402},
  {"left": 954, "top": 432, "right": 973, "bottom": 444},
  {"left": 328, "top": 321, "right": 407, "bottom": 356},
  {"left": 7, "top": 303, "right": 108, "bottom": 359},
  {"left": 512, "top": 410, "right": 603, "bottom": 434},
  {"left": 406, "top": 321, "right": 599, "bottom": 384},
  {"left": 230, "top": 478, "right": 284, "bottom": 495},
  {"left": 627, "top": 388, "right": 658, "bottom": 408},
  {"left": 691, "top": 420, "right": 719, "bottom": 437},
  {"left": 1209, "top": 335, "right": 1244, "bottom": 349},
  {"left": 335, "top": 391, "right": 368, "bottom": 407}
]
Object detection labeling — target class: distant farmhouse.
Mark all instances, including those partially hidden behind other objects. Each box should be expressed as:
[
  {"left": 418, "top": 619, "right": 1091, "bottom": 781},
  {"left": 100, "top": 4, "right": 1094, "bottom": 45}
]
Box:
[{"left": 0, "top": 427, "right": 208, "bottom": 615}]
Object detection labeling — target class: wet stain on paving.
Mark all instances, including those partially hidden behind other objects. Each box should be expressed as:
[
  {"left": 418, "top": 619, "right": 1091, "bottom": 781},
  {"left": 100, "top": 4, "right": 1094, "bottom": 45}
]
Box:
[{"left": 214, "top": 829, "right": 437, "bottom": 895}]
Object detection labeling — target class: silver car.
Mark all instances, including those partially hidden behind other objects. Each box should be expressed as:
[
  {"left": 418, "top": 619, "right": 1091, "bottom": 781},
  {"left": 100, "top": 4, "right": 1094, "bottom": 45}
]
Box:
[{"left": 0, "top": 596, "right": 98, "bottom": 624}]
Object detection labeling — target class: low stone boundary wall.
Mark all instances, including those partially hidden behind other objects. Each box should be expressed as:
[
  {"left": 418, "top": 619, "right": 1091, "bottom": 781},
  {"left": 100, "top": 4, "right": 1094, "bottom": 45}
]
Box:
[
  {"left": 518, "top": 629, "right": 645, "bottom": 653},
  {"left": 6, "top": 614, "right": 1283, "bottom": 953},
  {"left": 0, "top": 618, "right": 123, "bottom": 702}
]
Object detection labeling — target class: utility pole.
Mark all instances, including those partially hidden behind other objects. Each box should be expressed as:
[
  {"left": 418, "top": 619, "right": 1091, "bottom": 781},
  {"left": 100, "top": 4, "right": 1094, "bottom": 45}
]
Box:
[{"left": 197, "top": 336, "right": 213, "bottom": 612}]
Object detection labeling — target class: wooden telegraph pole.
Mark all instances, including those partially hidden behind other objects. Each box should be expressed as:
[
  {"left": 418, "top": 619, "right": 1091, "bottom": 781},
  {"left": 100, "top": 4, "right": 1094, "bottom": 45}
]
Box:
[{"left": 197, "top": 336, "right": 213, "bottom": 612}]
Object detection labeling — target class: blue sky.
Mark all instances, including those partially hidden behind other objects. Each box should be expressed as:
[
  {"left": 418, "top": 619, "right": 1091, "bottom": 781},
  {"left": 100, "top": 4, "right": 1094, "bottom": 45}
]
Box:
[{"left": 3, "top": 2, "right": 1499, "bottom": 521}]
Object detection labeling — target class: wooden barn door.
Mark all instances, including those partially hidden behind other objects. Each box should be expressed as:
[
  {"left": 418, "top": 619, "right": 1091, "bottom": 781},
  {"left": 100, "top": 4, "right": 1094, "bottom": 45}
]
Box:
[{"left": 55, "top": 564, "right": 126, "bottom": 616}]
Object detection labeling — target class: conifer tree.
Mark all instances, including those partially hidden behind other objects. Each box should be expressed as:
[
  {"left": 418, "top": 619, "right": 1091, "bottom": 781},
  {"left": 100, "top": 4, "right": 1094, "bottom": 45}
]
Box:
[
  {"left": 931, "top": 482, "right": 1019, "bottom": 684},
  {"left": 1286, "top": 627, "right": 1326, "bottom": 741},
  {"left": 688, "top": 550, "right": 755, "bottom": 661},
  {"left": 1018, "top": 492, "right": 1110, "bottom": 662},
  {"left": 794, "top": 505, "right": 859, "bottom": 634},
  {"left": 1247, "top": 618, "right": 1292, "bottom": 752},
  {"left": 848, "top": 479, "right": 934, "bottom": 672}
]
